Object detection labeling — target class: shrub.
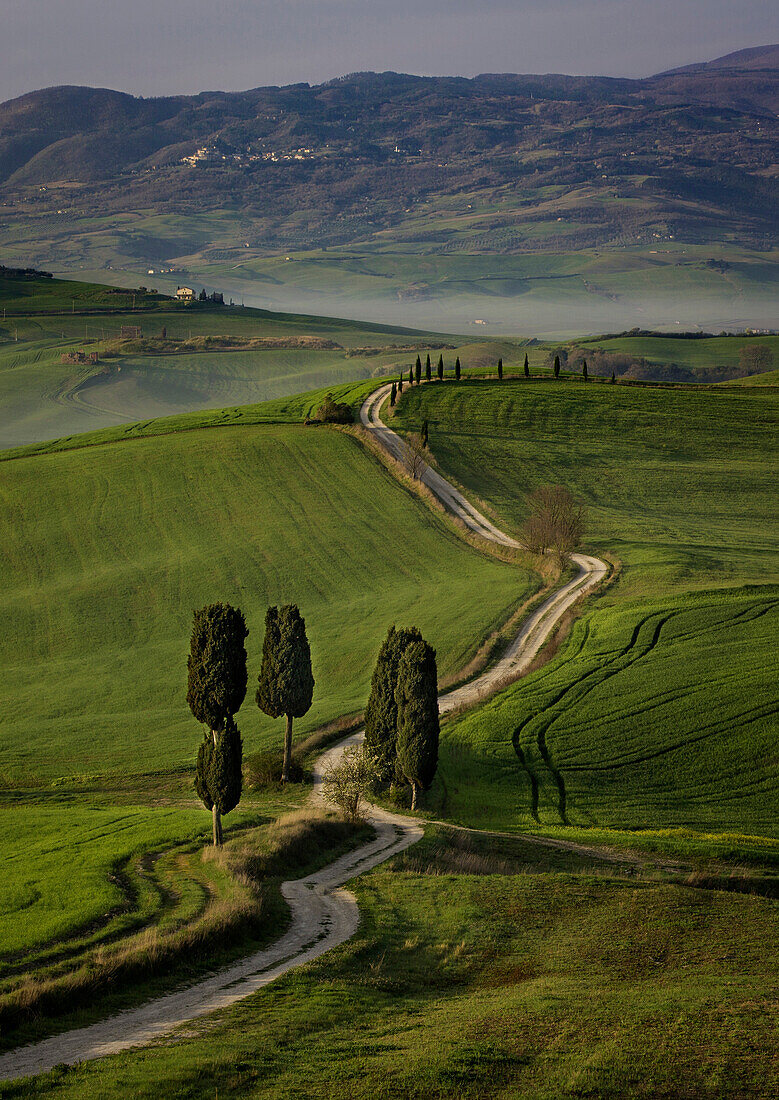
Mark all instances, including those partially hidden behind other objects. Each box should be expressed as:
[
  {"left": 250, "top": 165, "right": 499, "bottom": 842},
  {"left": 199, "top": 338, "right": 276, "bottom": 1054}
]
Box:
[{"left": 314, "top": 394, "right": 353, "bottom": 423}]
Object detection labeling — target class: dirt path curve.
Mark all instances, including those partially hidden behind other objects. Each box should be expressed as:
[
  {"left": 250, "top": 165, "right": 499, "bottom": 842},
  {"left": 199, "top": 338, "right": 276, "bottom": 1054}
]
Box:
[
  {"left": 361, "top": 382, "right": 608, "bottom": 713},
  {"left": 0, "top": 383, "right": 607, "bottom": 1083}
]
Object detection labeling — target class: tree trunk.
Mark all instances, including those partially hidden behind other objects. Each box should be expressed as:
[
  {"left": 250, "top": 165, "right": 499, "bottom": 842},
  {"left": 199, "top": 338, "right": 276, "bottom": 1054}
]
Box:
[
  {"left": 211, "top": 728, "right": 223, "bottom": 846},
  {"left": 410, "top": 782, "right": 418, "bottom": 811},
  {"left": 212, "top": 803, "right": 223, "bottom": 847},
  {"left": 282, "top": 713, "right": 293, "bottom": 782}
]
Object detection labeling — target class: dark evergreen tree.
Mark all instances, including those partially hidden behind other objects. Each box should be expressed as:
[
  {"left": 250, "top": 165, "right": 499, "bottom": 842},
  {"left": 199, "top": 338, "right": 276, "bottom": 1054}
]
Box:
[
  {"left": 395, "top": 638, "right": 439, "bottom": 810},
  {"left": 415, "top": 359, "right": 421, "bottom": 385},
  {"left": 421, "top": 419, "right": 429, "bottom": 448},
  {"left": 198, "top": 288, "right": 208, "bottom": 302},
  {"left": 554, "top": 355, "right": 561, "bottom": 379},
  {"left": 409, "top": 367, "right": 414, "bottom": 386},
  {"left": 364, "top": 625, "right": 422, "bottom": 784},
  {"left": 524, "top": 353, "right": 530, "bottom": 378},
  {"left": 390, "top": 381, "right": 397, "bottom": 406},
  {"left": 187, "top": 603, "right": 248, "bottom": 845},
  {"left": 497, "top": 357, "right": 503, "bottom": 380},
  {"left": 398, "top": 375, "right": 403, "bottom": 394},
  {"left": 437, "top": 354, "right": 444, "bottom": 381},
  {"left": 582, "top": 359, "right": 588, "bottom": 382},
  {"left": 425, "top": 354, "right": 432, "bottom": 382},
  {"left": 610, "top": 371, "right": 616, "bottom": 384},
  {"left": 256, "top": 605, "right": 314, "bottom": 782},
  {"left": 455, "top": 356, "right": 461, "bottom": 381}
]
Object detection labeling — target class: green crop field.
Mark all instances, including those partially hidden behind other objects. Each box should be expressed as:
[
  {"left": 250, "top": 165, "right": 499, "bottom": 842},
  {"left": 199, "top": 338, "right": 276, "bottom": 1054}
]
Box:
[
  {"left": 579, "top": 332, "right": 779, "bottom": 374},
  {"left": 4, "top": 860, "right": 776, "bottom": 1098},
  {"left": 0, "top": 804, "right": 222, "bottom": 957},
  {"left": 436, "top": 589, "right": 779, "bottom": 842},
  {"left": 0, "top": 417, "right": 531, "bottom": 785},
  {"left": 390, "top": 378, "right": 779, "bottom": 847},
  {"left": 0, "top": 273, "right": 471, "bottom": 449},
  {"left": 392, "top": 379, "right": 779, "bottom": 596}
]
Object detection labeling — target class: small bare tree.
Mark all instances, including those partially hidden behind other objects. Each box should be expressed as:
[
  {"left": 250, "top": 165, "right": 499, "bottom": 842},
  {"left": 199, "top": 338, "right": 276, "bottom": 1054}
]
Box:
[
  {"left": 522, "top": 485, "right": 584, "bottom": 563},
  {"left": 321, "top": 744, "right": 375, "bottom": 821},
  {"left": 403, "top": 433, "right": 428, "bottom": 480}
]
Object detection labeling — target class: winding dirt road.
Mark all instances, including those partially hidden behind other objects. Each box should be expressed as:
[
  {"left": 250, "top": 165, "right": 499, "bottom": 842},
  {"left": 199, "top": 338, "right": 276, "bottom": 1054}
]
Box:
[{"left": 0, "top": 382, "right": 607, "bottom": 1083}]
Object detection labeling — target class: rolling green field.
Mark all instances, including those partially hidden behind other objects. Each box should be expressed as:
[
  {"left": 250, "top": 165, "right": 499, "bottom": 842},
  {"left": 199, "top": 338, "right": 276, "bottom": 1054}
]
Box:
[
  {"left": 0, "top": 804, "right": 224, "bottom": 957},
  {"left": 392, "top": 378, "right": 779, "bottom": 596},
  {"left": 0, "top": 418, "right": 531, "bottom": 784},
  {"left": 0, "top": 272, "right": 539, "bottom": 448},
  {"left": 0, "top": 274, "right": 456, "bottom": 448},
  {"left": 391, "top": 379, "right": 779, "bottom": 845},
  {"left": 580, "top": 332, "right": 779, "bottom": 375},
  {"left": 436, "top": 589, "right": 779, "bottom": 841},
  {"left": 4, "top": 860, "right": 776, "bottom": 1098}
]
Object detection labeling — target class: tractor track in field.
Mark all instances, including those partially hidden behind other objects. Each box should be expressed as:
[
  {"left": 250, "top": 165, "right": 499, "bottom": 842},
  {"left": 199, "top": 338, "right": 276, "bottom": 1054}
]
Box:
[{"left": 0, "top": 382, "right": 608, "bottom": 1084}]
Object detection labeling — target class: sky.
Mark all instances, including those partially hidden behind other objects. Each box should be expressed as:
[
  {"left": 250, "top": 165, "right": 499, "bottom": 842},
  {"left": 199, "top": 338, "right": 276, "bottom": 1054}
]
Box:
[{"left": 1, "top": 0, "right": 777, "bottom": 103}]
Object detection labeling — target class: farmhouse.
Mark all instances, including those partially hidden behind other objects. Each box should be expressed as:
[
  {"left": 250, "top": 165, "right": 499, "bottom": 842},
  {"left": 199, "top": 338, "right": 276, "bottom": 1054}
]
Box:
[{"left": 176, "top": 286, "right": 195, "bottom": 301}]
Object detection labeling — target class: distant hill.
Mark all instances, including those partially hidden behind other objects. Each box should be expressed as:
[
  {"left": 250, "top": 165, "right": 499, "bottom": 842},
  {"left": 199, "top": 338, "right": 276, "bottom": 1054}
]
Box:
[
  {"left": 659, "top": 44, "right": 779, "bottom": 74},
  {"left": 0, "top": 47, "right": 776, "bottom": 261}
]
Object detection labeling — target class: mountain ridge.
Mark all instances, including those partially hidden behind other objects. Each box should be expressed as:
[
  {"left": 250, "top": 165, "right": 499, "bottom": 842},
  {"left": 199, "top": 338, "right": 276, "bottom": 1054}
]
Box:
[{"left": 0, "top": 46, "right": 776, "bottom": 262}]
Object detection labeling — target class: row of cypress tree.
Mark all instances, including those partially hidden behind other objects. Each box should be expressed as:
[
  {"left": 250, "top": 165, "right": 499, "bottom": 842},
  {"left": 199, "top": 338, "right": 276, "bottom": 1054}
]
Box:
[
  {"left": 187, "top": 602, "right": 314, "bottom": 845},
  {"left": 363, "top": 625, "right": 440, "bottom": 810},
  {"left": 389, "top": 353, "right": 538, "bottom": 406}
]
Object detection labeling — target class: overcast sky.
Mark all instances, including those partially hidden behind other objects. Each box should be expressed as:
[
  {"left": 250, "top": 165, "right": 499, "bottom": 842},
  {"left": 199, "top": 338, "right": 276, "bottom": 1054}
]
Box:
[{"left": 2, "top": 0, "right": 777, "bottom": 103}]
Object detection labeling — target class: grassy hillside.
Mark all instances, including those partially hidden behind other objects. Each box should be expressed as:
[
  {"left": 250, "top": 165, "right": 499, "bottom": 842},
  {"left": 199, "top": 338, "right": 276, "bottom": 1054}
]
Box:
[
  {"left": 391, "top": 379, "right": 778, "bottom": 844},
  {"left": 392, "top": 379, "right": 779, "bottom": 596},
  {"left": 0, "top": 270, "right": 486, "bottom": 448},
  {"left": 580, "top": 332, "right": 779, "bottom": 371},
  {"left": 5, "top": 861, "right": 776, "bottom": 1098},
  {"left": 0, "top": 418, "right": 531, "bottom": 784},
  {"left": 436, "top": 589, "right": 778, "bottom": 841}
]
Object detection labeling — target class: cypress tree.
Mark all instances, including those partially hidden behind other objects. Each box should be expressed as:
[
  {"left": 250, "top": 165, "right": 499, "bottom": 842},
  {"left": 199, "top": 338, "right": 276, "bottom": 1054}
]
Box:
[
  {"left": 421, "top": 419, "right": 429, "bottom": 448},
  {"left": 425, "top": 354, "right": 432, "bottom": 382},
  {"left": 497, "top": 357, "right": 503, "bottom": 380},
  {"left": 187, "top": 603, "right": 248, "bottom": 845},
  {"left": 554, "top": 354, "right": 560, "bottom": 379},
  {"left": 455, "top": 356, "right": 461, "bottom": 380},
  {"left": 390, "top": 381, "right": 397, "bottom": 406},
  {"left": 409, "top": 367, "right": 414, "bottom": 386},
  {"left": 364, "top": 625, "right": 422, "bottom": 784},
  {"left": 256, "top": 605, "right": 315, "bottom": 782},
  {"left": 415, "top": 359, "right": 421, "bottom": 385},
  {"left": 398, "top": 375, "right": 403, "bottom": 394},
  {"left": 582, "top": 359, "right": 588, "bottom": 382},
  {"left": 610, "top": 371, "right": 616, "bottom": 384},
  {"left": 395, "top": 638, "right": 439, "bottom": 810},
  {"left": 437, "top": 354, "right": 444, "bottom": 381},
  {"left": 524, "top": 353, "right": 530, "bottom": 378}
]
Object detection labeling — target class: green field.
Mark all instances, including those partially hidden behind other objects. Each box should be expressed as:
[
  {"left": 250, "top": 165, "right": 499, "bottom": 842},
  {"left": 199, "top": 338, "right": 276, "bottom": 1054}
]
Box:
[
  {"left": 4, "top": 859, "right": 776, "bottom": 1098},
  {"left": 579, "top": 332, "right": 779, "bottom": 378},
  {"left": 0, "top": 804, "right": 223, "bottom": 957},
  {"left": 390, "top": 378, "right": 779, "bottom": 846},
  {"left": 44, "top": 238, "right": 778, "bottom": 336},
  {"left": 0, "top": 416, "right": 531, "bottom": 784},
  {"left": 392, "top": 378, "right": 779, "bottom": 596},
  {"left": 0, "top": 273, "right": 475, "bottom": 448},
  {"left": 436, "top": 589, "right": 779, "bottom": 841}
]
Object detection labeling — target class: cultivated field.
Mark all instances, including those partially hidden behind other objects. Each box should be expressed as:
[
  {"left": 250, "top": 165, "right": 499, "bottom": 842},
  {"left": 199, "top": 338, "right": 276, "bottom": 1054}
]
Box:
[{"left": 391, "top": 377, "right": 778, "bottom": 848}]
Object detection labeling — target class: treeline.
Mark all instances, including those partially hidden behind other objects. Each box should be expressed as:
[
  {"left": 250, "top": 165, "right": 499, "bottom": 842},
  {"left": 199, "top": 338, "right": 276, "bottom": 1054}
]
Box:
[
  {"left": 558, "top": 344, "right": 774, "bottom": 383},
  {"left": 0, "top": 264, "right": 53, "bottom": 279}
]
